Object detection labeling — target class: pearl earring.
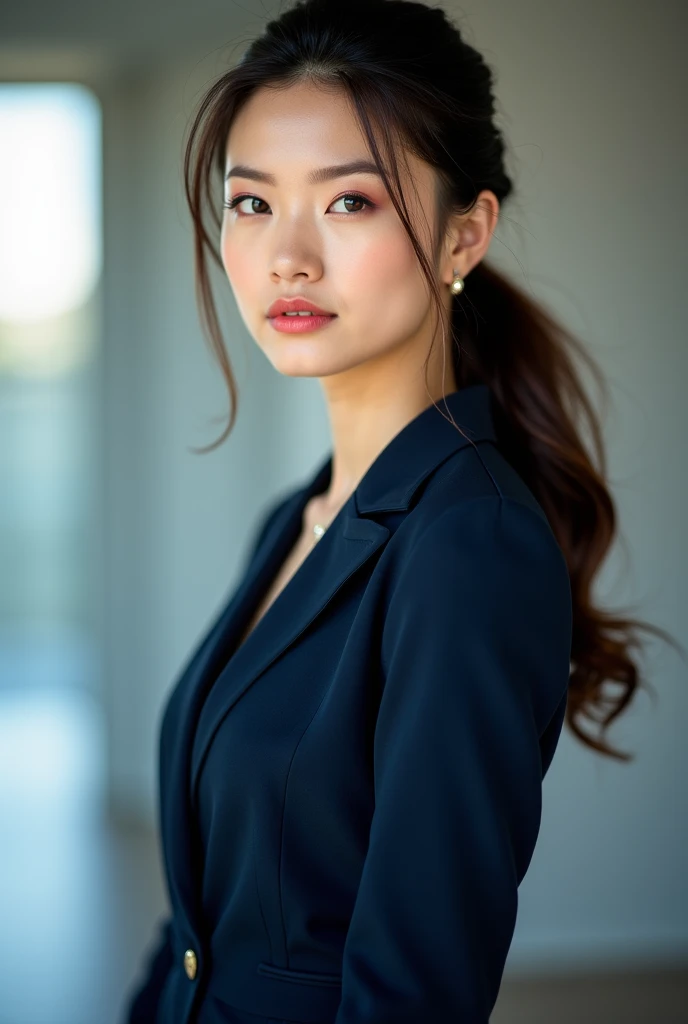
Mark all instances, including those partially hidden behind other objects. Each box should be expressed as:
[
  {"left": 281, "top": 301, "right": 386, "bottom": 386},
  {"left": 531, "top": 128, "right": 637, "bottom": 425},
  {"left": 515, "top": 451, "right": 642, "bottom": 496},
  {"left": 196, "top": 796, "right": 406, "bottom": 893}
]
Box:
[{"left": 450, "top": 270, "right": 464, "bottom": 295}]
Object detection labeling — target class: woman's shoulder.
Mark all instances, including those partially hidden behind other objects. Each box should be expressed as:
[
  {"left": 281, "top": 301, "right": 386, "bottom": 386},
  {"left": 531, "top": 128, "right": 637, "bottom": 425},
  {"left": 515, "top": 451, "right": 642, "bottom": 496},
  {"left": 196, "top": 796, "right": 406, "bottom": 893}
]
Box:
[
  {"left": 400, "top": 438, "right": 562, "bottom": 564},
  {"left": 380, "top": 440, "right": 573, "bottom": 716},
  {"left": 376, "top": 439, "right": 573, "bottom": 661}
]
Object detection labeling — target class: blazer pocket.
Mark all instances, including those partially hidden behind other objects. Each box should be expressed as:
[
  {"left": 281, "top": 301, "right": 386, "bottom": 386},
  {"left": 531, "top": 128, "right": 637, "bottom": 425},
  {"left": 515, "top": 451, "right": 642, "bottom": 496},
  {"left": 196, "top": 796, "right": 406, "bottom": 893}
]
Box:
[{"left": 256, "top": 962, "right": 342, "bottom": 988}]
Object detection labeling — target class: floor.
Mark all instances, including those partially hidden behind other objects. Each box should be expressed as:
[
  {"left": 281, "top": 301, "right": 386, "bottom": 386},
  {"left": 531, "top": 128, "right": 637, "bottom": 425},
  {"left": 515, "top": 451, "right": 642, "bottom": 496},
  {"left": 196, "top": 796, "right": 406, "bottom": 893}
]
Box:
[
  {"left": 0, "top": 685, "right": 168, "bottom": 1024},
  {"left": 0, "top": 686, "right": 685, "bottom": 1024}
]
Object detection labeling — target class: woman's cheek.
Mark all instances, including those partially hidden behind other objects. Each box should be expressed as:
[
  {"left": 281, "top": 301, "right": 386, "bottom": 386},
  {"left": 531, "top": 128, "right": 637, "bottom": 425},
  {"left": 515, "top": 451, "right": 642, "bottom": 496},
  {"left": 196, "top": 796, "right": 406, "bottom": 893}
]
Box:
[
  {"left": 223, "top": 248, "right": 260, "bottom": 314},
  {"left": 221, "top": 234, "right": 242, "bottom": 283},
  {"left": 357, "top": 236, "right": 415, "bottom": 298}
]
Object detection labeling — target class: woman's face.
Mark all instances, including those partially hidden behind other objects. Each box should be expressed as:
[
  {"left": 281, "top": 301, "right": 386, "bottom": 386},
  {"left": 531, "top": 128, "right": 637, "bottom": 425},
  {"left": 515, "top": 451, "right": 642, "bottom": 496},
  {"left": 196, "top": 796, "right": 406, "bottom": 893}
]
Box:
[{"left": 221, "top": 80, "right": 451, "bottom": 388}]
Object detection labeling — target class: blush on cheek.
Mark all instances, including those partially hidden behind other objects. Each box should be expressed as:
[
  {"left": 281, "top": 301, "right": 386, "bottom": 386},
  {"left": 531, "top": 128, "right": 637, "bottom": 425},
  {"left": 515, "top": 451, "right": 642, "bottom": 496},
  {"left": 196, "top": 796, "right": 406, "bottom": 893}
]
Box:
[
  {"left": 357, "top": 236, "right": 416, "bottom": 294},
  {"left": 350, "top": 233, "right": 431, "bottom": 339},
  {"left": 221, "top": 236, "right": 238, "bottom": 275},
  {"left": 222, "top": 243, "right": 253, "bottom": 294}
]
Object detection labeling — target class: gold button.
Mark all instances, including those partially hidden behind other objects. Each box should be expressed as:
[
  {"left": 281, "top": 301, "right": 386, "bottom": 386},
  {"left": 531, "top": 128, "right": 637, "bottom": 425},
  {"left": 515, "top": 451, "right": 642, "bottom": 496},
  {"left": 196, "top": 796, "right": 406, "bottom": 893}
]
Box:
[{"left": 183, "top": 948, "right": 197, "bottom": 980}]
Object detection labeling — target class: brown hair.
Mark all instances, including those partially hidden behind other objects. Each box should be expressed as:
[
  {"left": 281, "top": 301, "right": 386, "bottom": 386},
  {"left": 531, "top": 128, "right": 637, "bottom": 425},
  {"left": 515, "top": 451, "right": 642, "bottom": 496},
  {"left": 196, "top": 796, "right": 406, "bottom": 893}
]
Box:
[{"left": 181, "top": 0, "right": 684, "bottom": 760}]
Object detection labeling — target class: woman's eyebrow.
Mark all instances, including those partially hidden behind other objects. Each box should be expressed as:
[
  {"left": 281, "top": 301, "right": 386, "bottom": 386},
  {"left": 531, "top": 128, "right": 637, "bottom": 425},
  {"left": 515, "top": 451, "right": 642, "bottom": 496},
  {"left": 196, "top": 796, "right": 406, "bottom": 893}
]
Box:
[{"left": 224, "top": 160, "right": 382, "bottom": 184}]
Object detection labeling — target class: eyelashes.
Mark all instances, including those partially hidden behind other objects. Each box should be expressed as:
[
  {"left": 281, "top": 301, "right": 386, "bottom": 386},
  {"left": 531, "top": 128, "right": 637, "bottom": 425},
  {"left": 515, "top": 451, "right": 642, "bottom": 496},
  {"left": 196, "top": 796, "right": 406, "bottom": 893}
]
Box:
[{"left": 222, "top": 191, "right": 376, "bottom": 216}]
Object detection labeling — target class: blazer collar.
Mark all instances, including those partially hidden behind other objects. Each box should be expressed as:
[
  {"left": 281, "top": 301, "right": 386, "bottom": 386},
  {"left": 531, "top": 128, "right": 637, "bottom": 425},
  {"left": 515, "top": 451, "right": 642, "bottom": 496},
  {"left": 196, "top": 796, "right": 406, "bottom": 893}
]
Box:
[
  {"left": 302, "top": 381, "right": 497, "bottom": 516},
  {"left": 185, "top": 381, "right": 497, "bottom": 794}
]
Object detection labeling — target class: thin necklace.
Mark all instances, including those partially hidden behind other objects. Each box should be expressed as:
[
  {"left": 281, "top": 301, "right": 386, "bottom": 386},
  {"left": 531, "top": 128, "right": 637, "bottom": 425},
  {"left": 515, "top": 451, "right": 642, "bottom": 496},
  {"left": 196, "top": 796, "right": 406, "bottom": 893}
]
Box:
[{"left": 312, "top": 489, "right": 349, "bottom": 539}]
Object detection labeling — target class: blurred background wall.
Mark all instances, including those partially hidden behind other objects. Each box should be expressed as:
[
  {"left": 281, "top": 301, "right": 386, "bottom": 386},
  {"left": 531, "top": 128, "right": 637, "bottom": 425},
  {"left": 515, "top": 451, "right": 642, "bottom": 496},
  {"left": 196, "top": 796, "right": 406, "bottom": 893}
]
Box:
[{"left": 0, "top": 2, "right": 685, "bottom": 1022}]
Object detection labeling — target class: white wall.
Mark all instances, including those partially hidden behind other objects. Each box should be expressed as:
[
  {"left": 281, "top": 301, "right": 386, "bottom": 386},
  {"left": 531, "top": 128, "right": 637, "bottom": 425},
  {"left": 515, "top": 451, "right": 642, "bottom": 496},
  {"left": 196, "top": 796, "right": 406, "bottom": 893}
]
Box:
[{"left": 10, "top": 0, "right": 683, "bottom": 973}]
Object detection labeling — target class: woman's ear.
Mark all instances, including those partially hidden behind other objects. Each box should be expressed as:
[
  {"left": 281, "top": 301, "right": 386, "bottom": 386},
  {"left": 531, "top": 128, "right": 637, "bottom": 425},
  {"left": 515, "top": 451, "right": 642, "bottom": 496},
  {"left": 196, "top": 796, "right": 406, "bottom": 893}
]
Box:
[{"left": 440, "top": 189, "right": 500, "bottom": 285}]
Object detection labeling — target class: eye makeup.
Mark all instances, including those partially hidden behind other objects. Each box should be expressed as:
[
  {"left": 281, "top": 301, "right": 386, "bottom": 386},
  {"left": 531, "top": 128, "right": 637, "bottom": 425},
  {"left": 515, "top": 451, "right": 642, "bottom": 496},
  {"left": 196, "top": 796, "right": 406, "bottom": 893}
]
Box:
[{"left": 223, "top": 191, "right": 376, "bottom": 215}]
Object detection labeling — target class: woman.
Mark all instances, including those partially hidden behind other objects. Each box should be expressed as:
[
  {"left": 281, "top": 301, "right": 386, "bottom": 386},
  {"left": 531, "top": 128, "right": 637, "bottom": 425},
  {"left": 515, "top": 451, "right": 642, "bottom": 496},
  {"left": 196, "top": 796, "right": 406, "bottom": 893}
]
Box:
[{"left": 123, "top": 2, "right": 676, "bottom": 1022}]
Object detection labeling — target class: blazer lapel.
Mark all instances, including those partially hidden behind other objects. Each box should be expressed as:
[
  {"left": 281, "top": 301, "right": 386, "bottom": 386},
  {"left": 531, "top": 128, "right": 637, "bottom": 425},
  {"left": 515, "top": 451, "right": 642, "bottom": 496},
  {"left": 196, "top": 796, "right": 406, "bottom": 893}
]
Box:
[
  {"left": 186, "top": 383, "right": 499, "bottom": 798},
  {"left": 188, "top": 505, "right": 390, "bottom": 792},
  {"left": 159, "top": 459, "right": 389, "bottom": 945}
]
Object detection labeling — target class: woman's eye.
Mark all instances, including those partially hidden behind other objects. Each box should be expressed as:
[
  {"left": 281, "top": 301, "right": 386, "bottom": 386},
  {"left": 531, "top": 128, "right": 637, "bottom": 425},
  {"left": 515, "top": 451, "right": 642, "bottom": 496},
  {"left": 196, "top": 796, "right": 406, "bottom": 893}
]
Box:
[
  {"left": 223, "top": 195, "right": 269, "bottom": 214},
  {"left": 329, "top": 192, "right": 374, "bottom": 214},
  {"left": 222, "top": 192, "right": 374, "bottom": 216}
]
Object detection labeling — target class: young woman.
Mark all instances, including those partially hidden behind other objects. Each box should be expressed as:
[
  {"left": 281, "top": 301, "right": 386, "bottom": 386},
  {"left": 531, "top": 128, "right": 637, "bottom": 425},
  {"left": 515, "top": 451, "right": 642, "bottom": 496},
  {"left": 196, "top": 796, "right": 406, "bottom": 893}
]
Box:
[{"left": 123, "top": 2, "right": 676, "bottom": 1022}]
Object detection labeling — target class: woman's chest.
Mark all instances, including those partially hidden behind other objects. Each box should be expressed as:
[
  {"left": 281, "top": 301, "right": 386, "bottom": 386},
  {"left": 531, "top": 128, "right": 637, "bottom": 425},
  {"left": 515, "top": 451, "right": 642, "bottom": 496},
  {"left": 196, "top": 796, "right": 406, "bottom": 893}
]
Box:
[
  {"left": 190, "top": 579, "right": 385, "bottom": 924},
  {"left": 189, "top": 542, "right": 389, "bottom": 820},
  {"left": 192, "top": 572, "right": 382, "bottom": 803},
  {"left": 235, "top": 523, "right": 322, "bottom": 652}
]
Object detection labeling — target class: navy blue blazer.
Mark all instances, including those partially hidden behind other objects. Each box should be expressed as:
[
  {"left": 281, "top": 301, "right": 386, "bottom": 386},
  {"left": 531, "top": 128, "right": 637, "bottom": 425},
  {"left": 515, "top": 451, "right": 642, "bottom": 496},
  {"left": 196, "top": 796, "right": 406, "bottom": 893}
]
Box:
[{"left": 123, "top": 383, "right": 572, "bottom": 1024}]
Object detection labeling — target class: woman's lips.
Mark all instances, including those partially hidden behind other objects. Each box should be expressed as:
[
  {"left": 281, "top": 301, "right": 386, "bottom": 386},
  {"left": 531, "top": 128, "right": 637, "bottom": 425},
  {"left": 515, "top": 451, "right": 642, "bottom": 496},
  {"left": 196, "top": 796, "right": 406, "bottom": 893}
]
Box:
[{"left": 268, "top": 313, "right": 337, "bottom": 333}]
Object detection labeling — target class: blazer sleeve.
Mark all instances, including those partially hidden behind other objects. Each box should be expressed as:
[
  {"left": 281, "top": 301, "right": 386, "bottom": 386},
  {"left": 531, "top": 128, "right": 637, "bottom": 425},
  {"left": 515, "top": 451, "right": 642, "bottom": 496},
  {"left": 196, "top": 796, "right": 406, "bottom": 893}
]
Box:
[{"left": 333, "top": 496, "right": 573, "bottom": 1024}]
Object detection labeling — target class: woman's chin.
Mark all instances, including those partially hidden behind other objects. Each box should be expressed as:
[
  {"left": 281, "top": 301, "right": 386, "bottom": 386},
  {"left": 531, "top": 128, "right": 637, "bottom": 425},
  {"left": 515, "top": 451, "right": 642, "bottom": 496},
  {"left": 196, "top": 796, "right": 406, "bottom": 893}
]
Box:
[{"left": 263, "top": 340, "right": 359, "bottom": 379}]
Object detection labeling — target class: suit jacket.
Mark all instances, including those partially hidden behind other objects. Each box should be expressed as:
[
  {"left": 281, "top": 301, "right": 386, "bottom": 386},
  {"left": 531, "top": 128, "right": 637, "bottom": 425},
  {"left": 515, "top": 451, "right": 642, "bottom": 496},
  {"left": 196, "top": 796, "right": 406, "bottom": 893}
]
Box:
[{"left": 123, "top": 383, "right": 572, "bottom": 1024}]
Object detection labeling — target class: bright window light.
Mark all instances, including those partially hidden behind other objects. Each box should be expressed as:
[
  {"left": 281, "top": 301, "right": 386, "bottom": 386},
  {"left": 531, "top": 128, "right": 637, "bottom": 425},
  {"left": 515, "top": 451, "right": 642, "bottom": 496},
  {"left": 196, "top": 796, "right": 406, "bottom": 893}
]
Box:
[{"left": 0, "top": 84, "right": 101, "bottom": 323}]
